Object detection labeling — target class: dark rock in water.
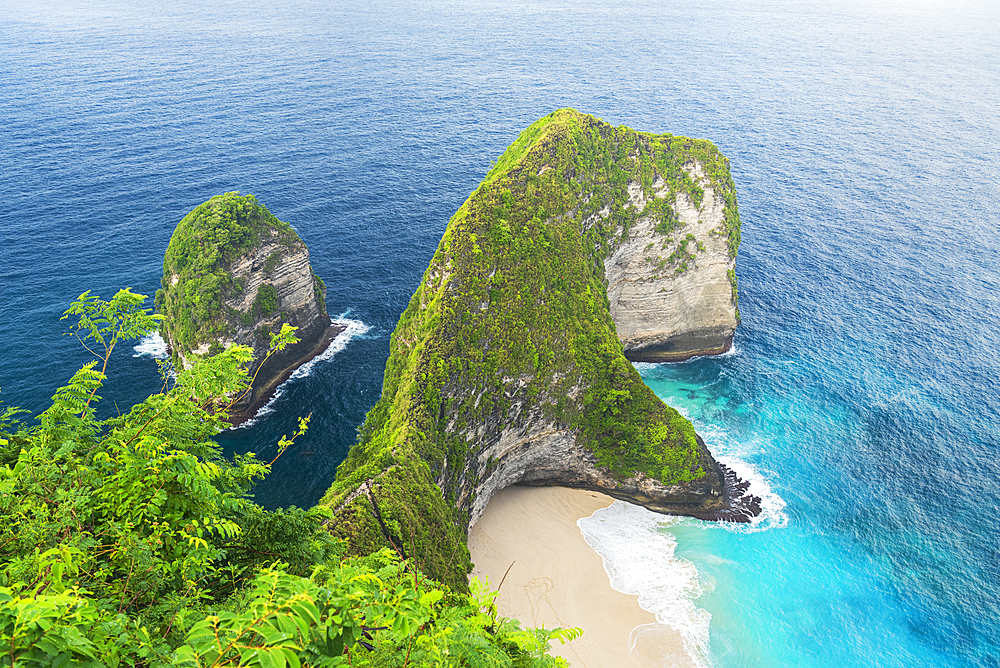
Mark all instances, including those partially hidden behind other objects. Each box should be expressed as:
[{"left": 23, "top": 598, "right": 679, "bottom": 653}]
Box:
[
  {"left": 156, "top": 192, "right": 340, "bottom": 422},
  {"left": 689, "top": 462, "right": 762, "bottom": 523}
]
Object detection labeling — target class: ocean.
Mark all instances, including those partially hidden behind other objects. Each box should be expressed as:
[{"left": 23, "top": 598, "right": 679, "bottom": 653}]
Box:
[{"left": 1, "top": 0, "right": 998, "bottom": 665}]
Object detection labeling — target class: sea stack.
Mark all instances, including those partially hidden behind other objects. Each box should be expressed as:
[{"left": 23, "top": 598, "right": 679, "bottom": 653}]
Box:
[
  {"left": 156, "top": 192, "right": 340, "bottom": 420},
  {"left": 320, "top": 109, "right": 756, "bottom": 591}
]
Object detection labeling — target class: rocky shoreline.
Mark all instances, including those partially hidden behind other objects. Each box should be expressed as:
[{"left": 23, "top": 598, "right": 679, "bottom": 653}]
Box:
[
  {"left": 623, "top": 334, "right": 734, "bottom": 364},
  {"left": 227, "top": 320, "right": 346, "bottom": 427},
  {"left": 691, "top": 461, "right": 762, "bottom": 522}
]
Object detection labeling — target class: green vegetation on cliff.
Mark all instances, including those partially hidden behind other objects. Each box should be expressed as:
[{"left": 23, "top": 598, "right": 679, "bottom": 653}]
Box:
[
  {"left": 0, "top": 290, "right": 575, "bottom": 666},
  {"left": 323, "top": 109, "right": 740, "bottom": 589},
  {"left": 155, "top": 192, "right": 300, "bottom": 357}
]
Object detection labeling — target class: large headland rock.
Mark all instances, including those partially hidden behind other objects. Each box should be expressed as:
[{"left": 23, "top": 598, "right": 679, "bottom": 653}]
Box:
[
  {"left": 156, "top": 192, "right": 342, "bottom": 422},
  {"left": 319, "top": 109, "right": 756, "bottom": 591}
]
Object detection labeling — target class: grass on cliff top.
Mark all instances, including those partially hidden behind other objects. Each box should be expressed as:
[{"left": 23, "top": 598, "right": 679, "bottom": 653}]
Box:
[
  {"left": 155, "top": 192, "right": 301, "bottom": 354},
  {"left": 323, "top": 109, "right": 740, "bottom": 589}
]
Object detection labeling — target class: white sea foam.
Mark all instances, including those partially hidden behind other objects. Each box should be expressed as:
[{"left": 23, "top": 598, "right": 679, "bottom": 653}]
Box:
[
  {"left": 691, "top": 421, "right": 788, "bottom": 533},
  {"left": 631, "top": 343, "right": 740, "bottom": 373},
  {"left": 632, "top": 361, "right": 661, "bottom": 372},
  {"left": 716, "top": 340, "right": 739, "bottom": 358},
  {"left": 238, "top": 316, "right": 370, "bottom": 428},
  {"left": 287, "top": 316, "right": 371, "bottom": 382},
  {"left": 716, "top": 454, "right": 788, "bottom": 532},
  {"left": 132, "top": 332, "right": 168, "bottom": 359},
  {"left": 672, "top": 341, "right": 741, "bottom": 364},
  {"left": 578, "top": 503, "right": 712, "bottom": 668},
  {"left": 667, "top": 416, "right": 788, "bottom": 534}
]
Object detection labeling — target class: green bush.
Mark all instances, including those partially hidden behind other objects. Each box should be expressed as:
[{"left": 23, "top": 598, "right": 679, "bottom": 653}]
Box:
[
  {"left": 263, "top": 251, "right": 283, "bottom": 276},
  {"left": 253, "top": 283, "right": 279, "bottom": 317},
  {"left": 0, "top": 289, "right": 577, "bottom": 667}
]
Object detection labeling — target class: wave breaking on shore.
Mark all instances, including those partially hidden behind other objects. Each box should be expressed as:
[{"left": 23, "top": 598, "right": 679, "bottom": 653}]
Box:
[
  {"left": 133, "top": 332, "right": 168, "bottom": 359},
  {"left": 579, "top": 503, "right": 711, "bottom": 668},
  {"left": 237, "top": 316, "right": 370, "bottom": 428}
]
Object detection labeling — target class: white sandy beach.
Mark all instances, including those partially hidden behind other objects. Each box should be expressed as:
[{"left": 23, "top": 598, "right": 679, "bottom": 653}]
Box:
[{"left": 468, "top": 486, "right": 696, "bottom": 668}]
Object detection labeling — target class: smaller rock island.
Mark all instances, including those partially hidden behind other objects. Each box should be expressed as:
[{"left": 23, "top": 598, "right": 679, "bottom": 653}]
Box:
[{"left": 156, "top": 192, "right": 340, "bottom": 421}]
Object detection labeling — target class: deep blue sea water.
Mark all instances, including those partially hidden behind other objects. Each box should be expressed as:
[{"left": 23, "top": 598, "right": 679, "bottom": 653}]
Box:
[{"left": 2, "top": 0, "right": 998, "bottom": 665}]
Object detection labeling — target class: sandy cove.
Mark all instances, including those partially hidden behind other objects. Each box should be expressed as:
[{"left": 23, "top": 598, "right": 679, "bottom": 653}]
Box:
[{"left": 468, "top": 485, "right": 696, "bottom": 668}]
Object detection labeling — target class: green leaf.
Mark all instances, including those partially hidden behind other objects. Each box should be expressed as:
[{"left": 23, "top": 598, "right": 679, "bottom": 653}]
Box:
[
  {"left": 281, "top": 648, "right": 301, "bottom": 668},
  {"left": 287, "top": 600, "right": 320, "bottom": 627},
  {"left": 419, "top": 589, "right": 443, "bottom": 607},
  {"left": 260, "top": 647, "right": 286, "bottom": 668}
]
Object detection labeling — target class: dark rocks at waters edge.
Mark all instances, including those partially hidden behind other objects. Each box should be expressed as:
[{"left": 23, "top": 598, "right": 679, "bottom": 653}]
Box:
[
  {"left": 511, "top": 438, "right": 762, "bottom": 524},
  {"left": 229, "top": 319, "right": 346, "bottom": 426},
  {"left": 689, "top": 462, "right": 762, "bottom": 523}
]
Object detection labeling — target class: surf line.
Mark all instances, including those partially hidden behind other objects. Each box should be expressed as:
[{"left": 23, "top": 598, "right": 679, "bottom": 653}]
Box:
[{"left": 237, "top": 316, "right": 370, "bottom": 429}]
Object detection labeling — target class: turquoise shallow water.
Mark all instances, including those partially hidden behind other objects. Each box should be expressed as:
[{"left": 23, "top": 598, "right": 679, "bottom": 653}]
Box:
[
  {"left": 647, "top": 362, "right": 939, "bottom": 667},
  {"left": 2, "top": 0, "right": 999, "bottom": 664},
  {"left": 628, "top": 326, "right": 1000, "bottom": 667}
]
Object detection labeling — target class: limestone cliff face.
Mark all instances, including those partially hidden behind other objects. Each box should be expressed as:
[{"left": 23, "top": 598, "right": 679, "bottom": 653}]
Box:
[
  {"left": 457, "top": 401, "right": 723, "bottom": 527},
  {"left": 321, "top": 110, "right": 753, "bottom": 591},
  {"left": 157, "top": 192, "right": 336, "bottom": 418},
  {"left": 604, "top": 167, "right": 739, "bottom": 362}
]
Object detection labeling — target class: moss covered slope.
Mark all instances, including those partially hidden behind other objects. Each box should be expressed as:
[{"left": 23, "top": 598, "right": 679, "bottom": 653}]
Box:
[{"left": 322, "top": 110, "right": 743, "bottom": 590}]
